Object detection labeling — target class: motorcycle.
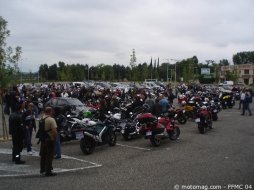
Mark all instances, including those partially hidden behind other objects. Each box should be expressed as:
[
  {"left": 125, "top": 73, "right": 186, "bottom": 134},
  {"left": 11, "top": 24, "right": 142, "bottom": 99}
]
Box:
[
  {"left": 58, "top": 113, "right": 89, "bottom": 143},
  {"left": 80, "top": 114, "right": 117, "bottom": 154},
  {"left": 168, "top": 107, "right": 187, "bottom": 124},
  {"left": 195, "top": 106, "right": 213, "bottom": 134},
  {"left": 137, "top": 112, "right": 180, "bottom": 146},
  {"left": 209, "top": 101, "right": 220, "bottom": 121},
  {"left": 221, "top": 94, "right": 234, "bottom": 109},
  {"left": 119, "top": 111, "right": 141, "bottom": 140}
]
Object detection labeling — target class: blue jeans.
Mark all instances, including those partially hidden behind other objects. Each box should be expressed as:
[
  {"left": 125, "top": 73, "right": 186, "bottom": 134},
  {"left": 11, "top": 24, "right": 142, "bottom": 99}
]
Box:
[
  {"left": 4, "top": 104, "right": 10, "bottom": 115},
  {"left": 54, "top": 133, "right": 61, "bottom": 158},
  {"left": 33, "top": 106, "right": 39, "bottom": 118},
  {"left": 242, "top": 102, "right": 252, "bottom": 115},
  {"left": 25, "top": 127, "right": 33, "bottom": 152}
]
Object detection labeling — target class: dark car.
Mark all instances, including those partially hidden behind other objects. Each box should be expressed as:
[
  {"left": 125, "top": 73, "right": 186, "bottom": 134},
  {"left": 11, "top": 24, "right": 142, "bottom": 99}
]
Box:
[{"left": 44, "top": 97, "right": 90, "bottom": 115}]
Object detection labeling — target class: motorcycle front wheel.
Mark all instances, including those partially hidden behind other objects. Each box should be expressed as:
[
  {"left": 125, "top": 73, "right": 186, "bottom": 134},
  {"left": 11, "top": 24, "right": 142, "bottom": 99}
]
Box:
[
  {"left": 150, "top": 136, "right": 161, "bottom": 146},
  {"left": 177, "top": 115, "right": 187, "bottom": 124},
  {"left": 212, "top": 114, "right": 218, "bottom": 121},
  {"left": 108, "top": 132, "right": 117, "bottom": 146},
  {"left": 80, "top": 137, "right": 95, "bottom": 155},
  {"left": 198, "top": 124, "right": 205, "bottom": 134},
  {"left": 123, "top": 132, "right": 132, "bottom": 141},
  {"left": 168, "top": 127, "right": 180, "bottom": 140}
]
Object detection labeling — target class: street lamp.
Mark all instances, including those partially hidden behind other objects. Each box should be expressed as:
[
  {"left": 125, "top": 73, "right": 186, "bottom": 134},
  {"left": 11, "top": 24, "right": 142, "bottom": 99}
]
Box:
[
  {"left": 162, "top": 59, "right": 169, "bottom": 82},
  {"left": 20, "top": 58, "right": 28, "bottom": 84},
  {"left": 170, "top": 59, "right": 181, "bottom": 84},
  {"left": 37, "top": 70, "right": 40, "bottom": 83},
  {"left": 87, "top": 64, "right": 89, "bottom": 81}
]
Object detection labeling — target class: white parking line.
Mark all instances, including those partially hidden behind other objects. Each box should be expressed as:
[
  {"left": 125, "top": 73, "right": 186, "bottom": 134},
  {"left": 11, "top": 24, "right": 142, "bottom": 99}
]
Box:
[
  {"left": 116, "top": 143, "right": 151, "bottom": 151},
  {"left": 0, "top": 148, "right": 102, "bottom": 178}
]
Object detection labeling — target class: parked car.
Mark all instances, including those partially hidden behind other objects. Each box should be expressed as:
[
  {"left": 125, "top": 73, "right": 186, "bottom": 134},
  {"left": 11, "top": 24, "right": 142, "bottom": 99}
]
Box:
[
  {"left": 111, "top": 83, "right": 130, "bottom": 92},
  {"left": 44, "top": 97, "right": 90, "bottom": 115}
]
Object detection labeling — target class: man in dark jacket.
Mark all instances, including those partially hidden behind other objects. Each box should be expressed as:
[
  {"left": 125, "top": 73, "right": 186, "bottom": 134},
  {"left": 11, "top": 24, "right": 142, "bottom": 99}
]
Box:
[
  {"left": 9, "top": 101, "right": 26, "bottom": 164},
  {"left": 23, "top": 102, "right": 36, "bottom": 155}
]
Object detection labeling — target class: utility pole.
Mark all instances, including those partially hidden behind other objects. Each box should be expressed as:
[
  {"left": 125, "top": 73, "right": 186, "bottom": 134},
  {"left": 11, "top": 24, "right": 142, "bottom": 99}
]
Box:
[
  {"left": 38, "top": 70, "right": 39, "bottom": 83},
  {"left": 87, "top": 64, "right": 89, "bottom": 81},
  {"left": 171, "top": 59, "right": 181, "bottom": 84},
  {"left": 163, "top": 59, "right": 169, "bottom": 82}
]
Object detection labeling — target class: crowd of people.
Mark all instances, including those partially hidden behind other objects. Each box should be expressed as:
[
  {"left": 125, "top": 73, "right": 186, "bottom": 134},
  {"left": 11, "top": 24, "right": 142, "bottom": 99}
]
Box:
[{"left": 5, "top": 82, "right": 253, "bottom": 177}]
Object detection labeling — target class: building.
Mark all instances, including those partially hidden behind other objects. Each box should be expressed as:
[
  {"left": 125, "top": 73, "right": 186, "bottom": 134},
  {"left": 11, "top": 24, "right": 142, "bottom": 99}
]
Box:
[{"left": 219, "top": 63, "right": 254, "bottom": 85}]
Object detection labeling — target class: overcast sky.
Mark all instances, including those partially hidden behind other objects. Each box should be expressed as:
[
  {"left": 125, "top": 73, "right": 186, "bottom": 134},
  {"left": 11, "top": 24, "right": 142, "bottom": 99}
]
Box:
[{"left": 1, "top": 0, "right": 254, "bottom": 72}]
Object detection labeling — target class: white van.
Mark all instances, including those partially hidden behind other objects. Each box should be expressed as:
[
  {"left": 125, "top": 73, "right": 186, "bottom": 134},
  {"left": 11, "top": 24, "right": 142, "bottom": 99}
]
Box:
[{"left": 143, "top": 82, "right": 160, "bottom": 90}]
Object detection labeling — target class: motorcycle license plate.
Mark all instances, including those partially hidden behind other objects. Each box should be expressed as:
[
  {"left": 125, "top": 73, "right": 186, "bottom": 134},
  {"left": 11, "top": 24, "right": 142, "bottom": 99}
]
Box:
[
  {"left": 121, "top": 129, "right": 125, "bottom": 134},
  {"left": 213, "top": 109, "right": 218, "bottom": 112},
  {"left": 195, "top": 118, "right": 200, "bottom": 123},
  {"left": 75, "top": 132, "right": 84, "bottom": 140},
  {"left": 146, "top": 131, "right": 152, "bottom": 136}
]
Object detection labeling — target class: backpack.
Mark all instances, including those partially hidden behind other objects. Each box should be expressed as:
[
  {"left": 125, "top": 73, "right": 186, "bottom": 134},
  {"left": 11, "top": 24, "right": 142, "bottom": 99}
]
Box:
[{"left": 36, "top": 116, "right": 51, "bottom": 143}]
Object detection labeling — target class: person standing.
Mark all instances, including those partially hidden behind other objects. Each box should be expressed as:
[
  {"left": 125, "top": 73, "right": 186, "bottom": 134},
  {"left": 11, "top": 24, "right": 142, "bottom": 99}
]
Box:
[
  {"left": 23, "top": 103, "right": 36, "bottom": 155},
  {"left": 239, "top": 90, "right": 245, "bottom": 110},
  {"left": 54, "top": 107, "right": 63, "bottom": 159},
  {"left": 167, "top": 88, "right": 175, "bottom": 107},
  {"left": 159, "top": 94, "right": 169, "bottom": 114},
  {"left": 241, "top": 91, "right": 252, "bottom": 116},
  {"left": 9, "top": 102, "right": 26, "bottom": 164},
  {"left": 39, "top": 107, "right": 58, "bottom": 176}
]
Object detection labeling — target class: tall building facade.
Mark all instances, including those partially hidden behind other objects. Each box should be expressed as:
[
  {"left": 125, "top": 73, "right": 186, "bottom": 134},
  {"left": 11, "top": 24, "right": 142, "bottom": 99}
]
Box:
[{"left": 220, "top": 63, "right": 254, "bottom": 85}]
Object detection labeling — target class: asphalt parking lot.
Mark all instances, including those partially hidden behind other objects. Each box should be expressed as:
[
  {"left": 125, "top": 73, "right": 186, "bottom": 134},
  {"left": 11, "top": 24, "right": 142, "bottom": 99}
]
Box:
[{"left": 0, "top": 102, "right": 254, "bottom": 190}]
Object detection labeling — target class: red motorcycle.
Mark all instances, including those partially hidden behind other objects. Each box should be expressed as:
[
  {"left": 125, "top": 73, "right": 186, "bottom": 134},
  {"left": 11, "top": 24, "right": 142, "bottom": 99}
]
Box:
[
  {"left": 195, "top": 106, "right": 213, "bottom": 134},
  {"left": 137, "top": 113, "right": 180, "bottom": 146}
]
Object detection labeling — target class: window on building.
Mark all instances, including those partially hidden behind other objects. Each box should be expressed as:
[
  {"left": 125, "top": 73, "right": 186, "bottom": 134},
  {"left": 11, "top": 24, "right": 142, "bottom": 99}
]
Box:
[{"left": 244, "top": 70, "right": 249, "bottom": 74}]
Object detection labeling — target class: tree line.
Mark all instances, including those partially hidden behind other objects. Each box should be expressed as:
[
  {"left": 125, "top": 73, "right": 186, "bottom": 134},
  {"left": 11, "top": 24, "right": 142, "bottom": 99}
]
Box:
[{"left": 38, "top": 56, "right": 222, "bottom": 83}]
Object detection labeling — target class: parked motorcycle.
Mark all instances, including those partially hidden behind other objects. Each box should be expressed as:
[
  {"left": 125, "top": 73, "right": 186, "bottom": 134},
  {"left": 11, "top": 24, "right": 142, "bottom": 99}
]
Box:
[
  {"left": 221, "top": 94, "right": 234, "bottom": 109},
  {"left": 58, "top": 113, "right": 89, "bottom": 143},
  {"left": 168, "top": 107, "right": 187, "bottom": 124},
  {"left": 195, "top": 106, "right": 213, "bottom": 134},
  {"left": 209, "top": 101, "right": 220, "bottom": 121},
  {"left": 80, "top": 114, "right": 117, "bottom": 154},
  {"left": 138, "top": 112, "right": 180, "bottom": 146}
]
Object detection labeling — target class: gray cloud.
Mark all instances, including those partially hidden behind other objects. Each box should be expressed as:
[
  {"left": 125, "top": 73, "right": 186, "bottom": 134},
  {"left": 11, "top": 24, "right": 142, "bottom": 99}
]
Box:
[{"left": 1, "top": 0, "right": 254, "bottom": 71}]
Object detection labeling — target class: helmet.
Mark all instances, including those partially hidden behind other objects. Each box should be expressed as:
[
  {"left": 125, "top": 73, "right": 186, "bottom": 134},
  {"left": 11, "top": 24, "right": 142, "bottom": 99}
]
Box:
[
  {"left": 201, "top": 105, "right": 207, "bottom": 110},
  {"left": 181, "top": 101, "right": 186, "bottom": 106},
  {"left": 202, "top": 102, "right": 208, "bottom": 106},
  {"left": 142, "top": 103, "right": 150, "bottom": 111}
]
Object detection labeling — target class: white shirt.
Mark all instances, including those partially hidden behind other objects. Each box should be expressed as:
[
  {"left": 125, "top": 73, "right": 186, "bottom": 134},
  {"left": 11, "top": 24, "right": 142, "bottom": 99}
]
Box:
[{"left": 240, "top": 92, "right": 245, "bottom": 100}]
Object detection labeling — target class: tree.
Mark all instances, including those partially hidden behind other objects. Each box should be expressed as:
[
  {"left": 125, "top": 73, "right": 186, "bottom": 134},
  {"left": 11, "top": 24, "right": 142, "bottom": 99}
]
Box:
[
  {"left": 39, "top": 64, "right": 49, "bottom": 81},
  {"left": 219, "top": 59, "right": 230, "bottom": 66},
  {"left": 48, "top": 64, "right": 57, "bottom": 81},
  {"left": 225, "top": 66, "right": 239, "bottom": 83},
  {"left": 0, "top": 17, "right": 22, "bottom": 140},
  {"left": 233, "top": 51, "right": 254, "bottom": 65},
  {"left": 0, "top": 17, "right": 22, "bottom": 88}
]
